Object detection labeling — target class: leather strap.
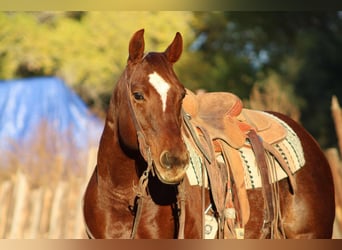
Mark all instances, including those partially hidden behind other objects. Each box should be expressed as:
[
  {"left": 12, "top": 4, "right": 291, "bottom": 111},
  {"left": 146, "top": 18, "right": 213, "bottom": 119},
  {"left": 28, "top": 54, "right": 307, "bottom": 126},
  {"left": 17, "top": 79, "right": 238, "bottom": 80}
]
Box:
[
  {"left": 130, "top": 167, "right": 150, "bottom": 239},
  {"left": 262, "top": 141, "right": 297, "bottom": 194},
  {"left": 177, "top": 180, "right": 186, "bottom": 239},
  {"left": 182, "top": 110, "right": 211, "bottom": 163},
  {"left": 124, "top": 70, "right": 152, "bottom": 166},
  {"left": 221, "top": 141, "right": 250, "bottom": 226},
  {"left": 247, "top": 130, "right": 274, "bottom": 237},
  {"left": 124, "top": 69, "right": 154, "bottom": 239}
]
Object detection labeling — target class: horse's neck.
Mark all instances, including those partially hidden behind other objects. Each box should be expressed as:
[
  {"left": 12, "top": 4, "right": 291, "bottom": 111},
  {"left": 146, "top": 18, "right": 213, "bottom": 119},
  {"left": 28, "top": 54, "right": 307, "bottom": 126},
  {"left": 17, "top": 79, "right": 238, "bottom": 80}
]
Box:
[{"left": 96, "top": 120, "right": 140, "bottom": 199}]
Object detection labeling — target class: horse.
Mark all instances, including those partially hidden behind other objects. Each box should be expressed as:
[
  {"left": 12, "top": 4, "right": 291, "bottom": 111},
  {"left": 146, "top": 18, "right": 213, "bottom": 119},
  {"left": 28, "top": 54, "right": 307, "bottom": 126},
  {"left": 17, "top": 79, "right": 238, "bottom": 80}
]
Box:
[{"left": 83, "top": 29, "right": 335, "bottom": 239}]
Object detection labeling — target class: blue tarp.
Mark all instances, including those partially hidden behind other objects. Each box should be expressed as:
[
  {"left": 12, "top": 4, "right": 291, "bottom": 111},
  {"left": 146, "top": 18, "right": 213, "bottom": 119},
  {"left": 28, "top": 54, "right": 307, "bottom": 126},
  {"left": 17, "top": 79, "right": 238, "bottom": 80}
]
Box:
[{"left": 0, "top": 77, "right": 103, "bottom": 154}]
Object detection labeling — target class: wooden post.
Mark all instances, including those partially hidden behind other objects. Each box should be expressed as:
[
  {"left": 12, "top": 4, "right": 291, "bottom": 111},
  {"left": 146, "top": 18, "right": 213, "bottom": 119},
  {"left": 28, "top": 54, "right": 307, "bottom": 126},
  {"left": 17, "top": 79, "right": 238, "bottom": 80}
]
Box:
[
  {"left": 39, "top": 187, "right": 53, "bottom": 237},
  {"left": 328, "top": 95, "right": 342, "bottom": 238},
  {"left": 0, "top": 180, "right": 12, "bottom": 237},
  {"left": 8, "top": 169, "right": 29, "bottom": 238},
  {"left": 68, "top": 179, "right": 87, "bottom": 239},
  {"left": 48, "top": 181, "right": 67, "bottom": 238},
  {"left": 325, "top": 149, "right": 342, "bottom": 236},
  {"left": 25, "top": 188, "right": 43, "bottom": 239},
  {"left": 331, "top": 96, "right": 342, "bottom": 157}
]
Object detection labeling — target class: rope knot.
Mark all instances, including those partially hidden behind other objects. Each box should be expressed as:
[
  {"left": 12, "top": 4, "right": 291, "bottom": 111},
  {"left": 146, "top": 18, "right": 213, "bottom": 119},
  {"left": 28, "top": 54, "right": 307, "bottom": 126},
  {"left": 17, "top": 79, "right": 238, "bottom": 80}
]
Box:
[{"left": 133, "top": 168, "right": 150, "bottom": 198}]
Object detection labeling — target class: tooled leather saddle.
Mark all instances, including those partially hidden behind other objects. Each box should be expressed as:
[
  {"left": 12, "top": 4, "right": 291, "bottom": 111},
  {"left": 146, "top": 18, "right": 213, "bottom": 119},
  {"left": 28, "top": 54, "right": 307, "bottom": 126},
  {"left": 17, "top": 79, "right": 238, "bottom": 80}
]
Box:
[{"left": 181, "top": 89, "right": 302, "bottom": 239}]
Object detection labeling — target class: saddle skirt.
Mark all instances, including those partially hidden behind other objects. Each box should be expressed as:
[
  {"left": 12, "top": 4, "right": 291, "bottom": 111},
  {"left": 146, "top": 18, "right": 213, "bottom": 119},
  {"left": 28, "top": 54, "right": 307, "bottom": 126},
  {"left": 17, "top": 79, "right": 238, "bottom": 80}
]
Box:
[
  {"left": 184, "top": 111, "right": 306, "bottom": 189},
  {"left": 238, "top": 112, "right": 305, "bottom": 189}
]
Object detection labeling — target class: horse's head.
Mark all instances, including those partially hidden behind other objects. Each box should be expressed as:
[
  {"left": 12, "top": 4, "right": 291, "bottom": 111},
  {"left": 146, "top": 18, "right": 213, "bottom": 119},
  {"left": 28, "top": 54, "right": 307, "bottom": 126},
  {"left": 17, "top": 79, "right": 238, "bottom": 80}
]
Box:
[{"left": 116, "top": 29, "right": 189, "bottom": 184}]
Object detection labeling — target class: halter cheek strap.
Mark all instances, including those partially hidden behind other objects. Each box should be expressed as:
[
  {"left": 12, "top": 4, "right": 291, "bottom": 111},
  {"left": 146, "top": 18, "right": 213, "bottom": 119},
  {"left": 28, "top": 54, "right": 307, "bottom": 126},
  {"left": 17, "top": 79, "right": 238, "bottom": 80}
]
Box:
[
  {"left": 124, "top": 69, "right": 154, "bottom": 239},
  {"left": 124, "top": 70, "right": 151, "bottom": 163}
]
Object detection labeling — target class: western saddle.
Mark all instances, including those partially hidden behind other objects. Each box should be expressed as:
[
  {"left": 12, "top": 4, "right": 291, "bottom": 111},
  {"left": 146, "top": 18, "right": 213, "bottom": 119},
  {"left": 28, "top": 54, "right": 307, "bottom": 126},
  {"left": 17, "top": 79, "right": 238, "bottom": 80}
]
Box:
[{"left": 181, "top": 89, "right": 297, "bottom": 239}]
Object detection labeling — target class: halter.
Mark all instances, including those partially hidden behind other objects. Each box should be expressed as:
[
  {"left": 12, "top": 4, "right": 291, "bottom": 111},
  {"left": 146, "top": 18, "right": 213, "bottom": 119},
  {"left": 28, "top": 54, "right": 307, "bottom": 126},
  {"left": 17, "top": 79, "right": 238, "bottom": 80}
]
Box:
[
  {"left": 123, "top": 66, "right": 153, "bottom": 239},
  {"left": 124, "top": 63, "right": 187, "bottom": 239},
  {"left": 124, "top": 67, "right": 153, "bottom": 169},
  {"left": 84, "top": 63, "right": 156, "bottom": 240}
]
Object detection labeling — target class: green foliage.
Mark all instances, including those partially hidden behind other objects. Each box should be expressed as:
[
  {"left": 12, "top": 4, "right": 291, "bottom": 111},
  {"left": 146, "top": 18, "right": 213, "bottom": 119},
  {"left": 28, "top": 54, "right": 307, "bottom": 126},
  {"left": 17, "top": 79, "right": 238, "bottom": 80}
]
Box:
[
  {"left": 1, "top": 11, "right": 342, "bottom": 148},
  {"left": 191, "top": 12, "right": 342, "bottom": 148},
  {"left": 0, "top": 11, "right": 196, "bottom": 113}
]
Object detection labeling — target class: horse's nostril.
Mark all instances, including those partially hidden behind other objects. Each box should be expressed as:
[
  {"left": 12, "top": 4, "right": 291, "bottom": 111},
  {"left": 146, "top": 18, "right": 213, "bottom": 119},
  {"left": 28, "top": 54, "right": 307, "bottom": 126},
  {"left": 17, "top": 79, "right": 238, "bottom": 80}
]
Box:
[
  {"left": 160, "top": 151, "right": 172, "bottom": 169},
  {"left": 160, "top": 150, "right": 189, "bottom": 170}
]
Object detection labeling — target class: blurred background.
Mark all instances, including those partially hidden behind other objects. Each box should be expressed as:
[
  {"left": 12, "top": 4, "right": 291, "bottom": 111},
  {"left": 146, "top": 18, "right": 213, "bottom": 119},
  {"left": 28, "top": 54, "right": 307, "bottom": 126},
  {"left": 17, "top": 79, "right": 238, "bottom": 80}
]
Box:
[{"left": 0, "top": 11, "right": 341, "bottom": 238}]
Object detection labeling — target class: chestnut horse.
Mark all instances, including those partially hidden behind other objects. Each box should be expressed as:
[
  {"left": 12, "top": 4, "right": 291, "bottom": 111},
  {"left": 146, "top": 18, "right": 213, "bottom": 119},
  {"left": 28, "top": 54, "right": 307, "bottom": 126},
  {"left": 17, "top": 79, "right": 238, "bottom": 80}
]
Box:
[{"left": 83, "top": 29, "right": 335, "bottom": 239}]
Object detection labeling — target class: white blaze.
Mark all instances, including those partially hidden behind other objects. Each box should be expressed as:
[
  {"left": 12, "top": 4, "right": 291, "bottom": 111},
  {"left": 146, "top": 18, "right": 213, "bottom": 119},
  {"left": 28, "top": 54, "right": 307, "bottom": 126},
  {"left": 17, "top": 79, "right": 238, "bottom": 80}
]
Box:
[{"left": 148, "top": 72, "right": 170, "bottom": 112}]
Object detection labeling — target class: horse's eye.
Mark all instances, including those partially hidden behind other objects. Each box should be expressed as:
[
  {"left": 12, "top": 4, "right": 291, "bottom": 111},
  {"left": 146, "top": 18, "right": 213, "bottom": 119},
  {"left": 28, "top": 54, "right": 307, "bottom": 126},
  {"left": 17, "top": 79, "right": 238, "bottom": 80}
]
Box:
[{"left": 133, "top": 92, "right": 144, "bottom": 101}]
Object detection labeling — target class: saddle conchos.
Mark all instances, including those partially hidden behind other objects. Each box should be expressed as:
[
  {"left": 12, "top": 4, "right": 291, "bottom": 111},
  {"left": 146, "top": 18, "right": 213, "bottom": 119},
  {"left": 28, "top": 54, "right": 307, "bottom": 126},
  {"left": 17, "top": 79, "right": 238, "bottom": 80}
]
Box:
[{"left": 182, "top": 89, "right": 305, "bottom": 239}]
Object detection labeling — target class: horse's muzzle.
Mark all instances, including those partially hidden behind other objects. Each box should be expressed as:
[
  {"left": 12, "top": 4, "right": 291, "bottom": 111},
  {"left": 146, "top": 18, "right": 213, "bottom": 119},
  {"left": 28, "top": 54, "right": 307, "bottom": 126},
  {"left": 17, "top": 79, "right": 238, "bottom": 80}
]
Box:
[{"left": 154, "top": 150, "right": 189, "bottom": 184}]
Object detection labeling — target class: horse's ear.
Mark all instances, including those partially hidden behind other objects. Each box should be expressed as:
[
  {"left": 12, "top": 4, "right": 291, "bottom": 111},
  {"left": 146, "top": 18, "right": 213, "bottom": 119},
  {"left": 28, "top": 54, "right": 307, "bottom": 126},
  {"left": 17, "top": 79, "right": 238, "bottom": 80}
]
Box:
[
  {"left": 128, "top": 29, "right": 145, "bottom": 63},
  {"left": 164, "top": 32, "right": 183, "bottom": 63}
]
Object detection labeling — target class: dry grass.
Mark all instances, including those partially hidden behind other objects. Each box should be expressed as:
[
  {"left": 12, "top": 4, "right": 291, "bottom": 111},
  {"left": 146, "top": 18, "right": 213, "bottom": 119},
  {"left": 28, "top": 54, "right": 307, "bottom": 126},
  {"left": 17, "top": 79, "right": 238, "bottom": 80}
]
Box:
[
  {"left": 0, "top": 121, "right": 97, "bottom": 238},
  {"left": 247, "top": 73, "right": 301, "bottom": 122}
]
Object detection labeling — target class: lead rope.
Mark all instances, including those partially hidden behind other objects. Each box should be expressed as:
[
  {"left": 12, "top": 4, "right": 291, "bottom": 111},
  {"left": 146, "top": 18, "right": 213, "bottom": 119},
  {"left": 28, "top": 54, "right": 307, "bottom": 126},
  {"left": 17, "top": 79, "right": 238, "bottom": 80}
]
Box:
[{"left": 130, "top": 163, "right": 152, "bottom": 239}]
